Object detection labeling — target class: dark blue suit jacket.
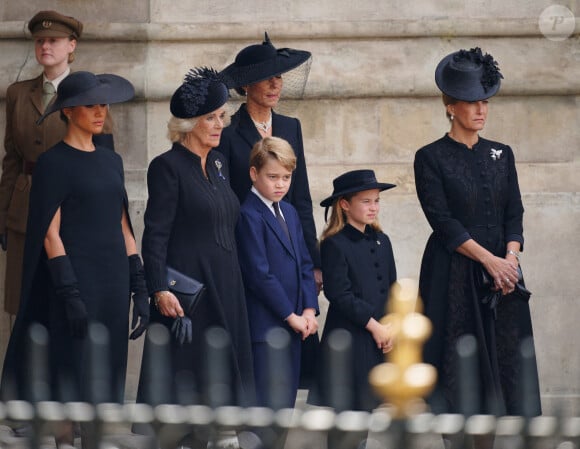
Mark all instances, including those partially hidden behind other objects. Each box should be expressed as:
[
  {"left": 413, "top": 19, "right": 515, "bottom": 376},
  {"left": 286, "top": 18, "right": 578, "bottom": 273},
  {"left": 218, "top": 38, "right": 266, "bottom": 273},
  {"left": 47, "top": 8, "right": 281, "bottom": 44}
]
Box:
[
  {"left": 236, "top": 192, "right": 319, "bottom": 343},
  {"left": 216, "top": 103, "right": 320, "bottom": 267}
]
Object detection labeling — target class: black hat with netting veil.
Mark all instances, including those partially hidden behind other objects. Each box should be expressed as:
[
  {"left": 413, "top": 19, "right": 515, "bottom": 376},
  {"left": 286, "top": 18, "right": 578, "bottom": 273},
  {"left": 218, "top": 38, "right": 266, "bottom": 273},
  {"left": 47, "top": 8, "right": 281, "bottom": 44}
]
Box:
[
  {"left": 435, "top": 47, "right": 503, "bottom": 102},
  {"left": 170, "top": 67, "right": 229, "bottom": 119},
  {"left": 220, "top": 32, "right": 312, "bottom": 97},
  {"left": 37, "top": 71, "right": 134, "bottom": 124}
]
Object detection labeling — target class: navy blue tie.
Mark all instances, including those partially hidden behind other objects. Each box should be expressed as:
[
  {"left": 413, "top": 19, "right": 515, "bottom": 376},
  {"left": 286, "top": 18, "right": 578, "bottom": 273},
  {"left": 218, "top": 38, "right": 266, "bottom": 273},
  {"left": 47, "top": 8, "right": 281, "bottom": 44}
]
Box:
[{"left": 273, "top": 202, "right": 290, "bottom": 240}]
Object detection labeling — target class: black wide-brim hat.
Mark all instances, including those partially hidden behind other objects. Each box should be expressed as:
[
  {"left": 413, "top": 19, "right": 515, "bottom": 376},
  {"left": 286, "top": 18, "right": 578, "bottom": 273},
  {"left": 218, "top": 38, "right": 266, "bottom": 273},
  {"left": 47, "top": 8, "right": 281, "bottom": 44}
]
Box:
[
  {"left": 37, "top": 71, "right": 134, "bottom": 124},
  {"left": 435, "top": 47, "right": 503, "bottom": 102},
  {"left": 320, "top": 169, "right": 396, "bottom": 208},
  {"left": 220, "top": 32, "right": 311, "bottom": 91}
]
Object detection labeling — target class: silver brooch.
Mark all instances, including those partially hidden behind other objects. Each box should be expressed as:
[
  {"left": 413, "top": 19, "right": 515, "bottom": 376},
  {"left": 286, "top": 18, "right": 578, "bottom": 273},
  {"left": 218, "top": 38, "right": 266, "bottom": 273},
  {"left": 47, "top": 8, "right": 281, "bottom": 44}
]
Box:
[
  {"left": 215, "top": 159, "right": 226, "bottom": 180},
  {"left": 490, "top": 148, "right": 503, "bottom": 161}
]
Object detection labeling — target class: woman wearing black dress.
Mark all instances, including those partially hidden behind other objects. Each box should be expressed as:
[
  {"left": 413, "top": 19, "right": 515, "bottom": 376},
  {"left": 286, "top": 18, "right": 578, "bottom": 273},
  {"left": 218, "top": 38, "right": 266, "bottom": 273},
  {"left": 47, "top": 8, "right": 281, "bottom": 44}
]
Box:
[
  {"left": 138, "top": 68, "right": 255, "bottom": 417},
  {"left": 414, "top": 48, "right": 541, "bottom": 424},
  {"left": 0, "top": 71, "right": 148, "bottom": 448}
]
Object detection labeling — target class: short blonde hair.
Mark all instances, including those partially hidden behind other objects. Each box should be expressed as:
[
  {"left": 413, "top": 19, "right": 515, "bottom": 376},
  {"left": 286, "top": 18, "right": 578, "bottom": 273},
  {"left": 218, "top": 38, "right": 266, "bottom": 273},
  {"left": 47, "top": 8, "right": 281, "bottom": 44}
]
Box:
[
  {"left": 249, "top": 136, "right": 296, "bottom": 172},
  {"left": 167, "top": 115, "right": 198, "bottom": 143}
]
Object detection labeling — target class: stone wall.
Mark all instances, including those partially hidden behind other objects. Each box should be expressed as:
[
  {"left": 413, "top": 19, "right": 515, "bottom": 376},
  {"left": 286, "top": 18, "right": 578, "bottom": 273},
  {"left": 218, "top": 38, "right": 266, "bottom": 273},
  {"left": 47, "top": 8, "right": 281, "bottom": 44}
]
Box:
[{"left": 0, "top": 0, "right": 578, "bottom": 413}]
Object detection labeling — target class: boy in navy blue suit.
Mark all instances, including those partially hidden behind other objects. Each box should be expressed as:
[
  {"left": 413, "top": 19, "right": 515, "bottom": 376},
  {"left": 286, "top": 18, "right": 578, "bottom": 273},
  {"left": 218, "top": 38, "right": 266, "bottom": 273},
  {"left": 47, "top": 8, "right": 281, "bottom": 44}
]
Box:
[{"left": 236, "top": 136, "right": 319, "bottom": 409}]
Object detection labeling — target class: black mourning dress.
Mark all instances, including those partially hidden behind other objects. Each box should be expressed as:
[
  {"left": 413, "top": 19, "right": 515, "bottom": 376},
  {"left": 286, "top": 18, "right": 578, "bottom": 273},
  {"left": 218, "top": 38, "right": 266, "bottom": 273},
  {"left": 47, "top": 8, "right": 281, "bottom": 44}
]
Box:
[
  {"left": 138, "top": 143, "right": 255, "bottom": 407},
  {"left": 1, "top": 142, "right": 130, "bottom": 403},
  {"left": 414, "top": 134, "right": 541, "bottom": 415}
]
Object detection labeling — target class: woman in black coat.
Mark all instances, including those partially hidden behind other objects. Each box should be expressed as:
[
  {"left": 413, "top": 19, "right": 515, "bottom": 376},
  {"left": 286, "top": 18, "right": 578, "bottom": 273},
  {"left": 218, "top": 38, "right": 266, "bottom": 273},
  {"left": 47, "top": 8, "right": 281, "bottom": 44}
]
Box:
[
  {"left": 137, "top": 68, "right": 255, "bottom": 418},
  {"left": 218, "top": 33, "right": 322, "bottom": 389},
  {"left": 414, "top": 48, "right": 541, "bottom": 422}
]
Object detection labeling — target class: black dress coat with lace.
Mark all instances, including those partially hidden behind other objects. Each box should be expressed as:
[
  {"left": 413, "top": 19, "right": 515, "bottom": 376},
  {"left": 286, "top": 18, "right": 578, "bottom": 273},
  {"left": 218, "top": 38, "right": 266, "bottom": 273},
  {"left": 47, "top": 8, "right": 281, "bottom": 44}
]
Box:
[{"left": 414, "top": 134, "right": 541, "bottom": 416}]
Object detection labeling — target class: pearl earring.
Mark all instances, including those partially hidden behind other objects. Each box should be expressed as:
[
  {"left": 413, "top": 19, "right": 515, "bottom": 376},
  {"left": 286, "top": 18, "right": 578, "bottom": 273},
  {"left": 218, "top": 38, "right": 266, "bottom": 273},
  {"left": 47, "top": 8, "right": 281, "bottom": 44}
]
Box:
[{"left": 450, "top": 115, "right": 454, "bottom": 121}]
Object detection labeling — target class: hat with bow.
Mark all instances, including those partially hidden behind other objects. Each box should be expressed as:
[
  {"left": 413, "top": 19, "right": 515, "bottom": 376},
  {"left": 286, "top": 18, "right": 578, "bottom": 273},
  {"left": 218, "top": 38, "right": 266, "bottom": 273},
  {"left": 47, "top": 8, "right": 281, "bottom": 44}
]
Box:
[{"left": 220, "top": 32, "right": 311, "bottom": 95}]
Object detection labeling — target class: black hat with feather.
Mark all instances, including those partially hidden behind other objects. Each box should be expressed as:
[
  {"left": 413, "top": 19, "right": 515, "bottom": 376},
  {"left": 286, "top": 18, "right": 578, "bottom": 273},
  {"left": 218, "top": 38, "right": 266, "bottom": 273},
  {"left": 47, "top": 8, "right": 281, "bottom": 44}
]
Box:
[{"left": 170, "top": 67, "right": 229, "bottom": 119}]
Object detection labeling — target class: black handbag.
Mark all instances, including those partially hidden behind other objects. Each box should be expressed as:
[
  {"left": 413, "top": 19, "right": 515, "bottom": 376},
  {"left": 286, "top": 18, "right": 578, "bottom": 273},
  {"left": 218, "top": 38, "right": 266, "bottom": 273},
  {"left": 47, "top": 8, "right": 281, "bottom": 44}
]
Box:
[{"left": 166, "top": 266, "right": 206, "bottom": 318}]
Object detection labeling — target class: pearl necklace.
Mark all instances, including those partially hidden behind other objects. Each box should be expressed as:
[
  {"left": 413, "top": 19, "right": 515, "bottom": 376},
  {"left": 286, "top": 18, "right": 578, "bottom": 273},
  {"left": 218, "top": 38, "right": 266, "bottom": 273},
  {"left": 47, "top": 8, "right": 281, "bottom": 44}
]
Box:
[{"left": 251, "top": 113, "right": 272, "bottom": 133}]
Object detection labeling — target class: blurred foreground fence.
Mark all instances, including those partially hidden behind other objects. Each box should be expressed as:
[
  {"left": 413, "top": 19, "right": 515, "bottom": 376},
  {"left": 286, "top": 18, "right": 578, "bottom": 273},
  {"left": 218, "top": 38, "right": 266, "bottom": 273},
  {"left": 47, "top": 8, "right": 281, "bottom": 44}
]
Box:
[{"left": 0, "top": 323, "right": 579, "bottom": 449}]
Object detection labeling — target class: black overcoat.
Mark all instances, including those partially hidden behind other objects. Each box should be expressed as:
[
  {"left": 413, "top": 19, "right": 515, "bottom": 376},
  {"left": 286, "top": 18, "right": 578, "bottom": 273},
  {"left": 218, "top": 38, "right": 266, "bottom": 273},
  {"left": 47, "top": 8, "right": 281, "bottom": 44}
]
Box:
[
  {"left": 313, "top": 224, "right": 397, "bottom": 411},
  {"left": 414, "top": 134, "right": 541, "bottom": 415},
  {"left": 137, "top": 143, "right": 255, "bottom": 406}
]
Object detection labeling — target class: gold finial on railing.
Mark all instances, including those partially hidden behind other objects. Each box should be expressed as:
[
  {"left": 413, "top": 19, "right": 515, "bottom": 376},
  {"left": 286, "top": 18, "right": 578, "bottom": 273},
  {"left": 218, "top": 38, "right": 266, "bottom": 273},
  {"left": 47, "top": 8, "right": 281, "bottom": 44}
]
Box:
[{"left": 369, "top": 278, "right": 437, "bottom": 418}]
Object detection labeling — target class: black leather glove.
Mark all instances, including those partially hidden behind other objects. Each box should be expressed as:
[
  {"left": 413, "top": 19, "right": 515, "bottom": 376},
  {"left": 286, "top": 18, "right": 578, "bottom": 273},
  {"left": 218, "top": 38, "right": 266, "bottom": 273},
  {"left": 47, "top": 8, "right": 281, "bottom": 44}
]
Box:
[
  {"left": 47, "top": 255, "right": 88, "bottom": 338},
  {"left": 128, "top": 254, "right": 150, "bottom": 340},
  {"left": 171, "top": 316, "right": 192, "bottom": 345},
  {"left": 0, "top": 233, "right": 6, "bottom": 251}
]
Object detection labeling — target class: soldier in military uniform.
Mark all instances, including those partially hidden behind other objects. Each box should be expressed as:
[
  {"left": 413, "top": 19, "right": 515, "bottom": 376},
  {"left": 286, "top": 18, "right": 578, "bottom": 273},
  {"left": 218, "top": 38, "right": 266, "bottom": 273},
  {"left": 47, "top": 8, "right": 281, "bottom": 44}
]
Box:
[{"left": 0, "top": 10, "right": 114, "bottom": 318}]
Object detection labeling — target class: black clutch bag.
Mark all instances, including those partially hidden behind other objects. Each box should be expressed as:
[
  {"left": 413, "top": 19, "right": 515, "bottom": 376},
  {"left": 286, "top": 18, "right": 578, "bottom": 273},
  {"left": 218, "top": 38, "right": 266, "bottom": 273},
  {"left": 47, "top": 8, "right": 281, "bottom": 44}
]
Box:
[
  {"left": 167, "top": 266, "right": 206, "bottom": 318},
  {"left": 475, "top": 264, "right": 532, "bottom": 312}
]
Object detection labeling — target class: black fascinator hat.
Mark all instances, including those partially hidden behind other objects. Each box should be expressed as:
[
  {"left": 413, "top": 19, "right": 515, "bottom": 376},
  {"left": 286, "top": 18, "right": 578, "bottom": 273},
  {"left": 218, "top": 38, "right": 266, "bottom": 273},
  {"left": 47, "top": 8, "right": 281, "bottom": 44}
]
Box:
[
  {"left": 37, "top": 71, "right": 134, "bottom": 124},
  {"left": 220, "top": 32, "right": 312, "bottom": 95},
  {"left": 435, "top": 47, "right": 503, "bottom": 102},
  {"left": 170, "top": 67, "right": 229, "bottom": 119}
]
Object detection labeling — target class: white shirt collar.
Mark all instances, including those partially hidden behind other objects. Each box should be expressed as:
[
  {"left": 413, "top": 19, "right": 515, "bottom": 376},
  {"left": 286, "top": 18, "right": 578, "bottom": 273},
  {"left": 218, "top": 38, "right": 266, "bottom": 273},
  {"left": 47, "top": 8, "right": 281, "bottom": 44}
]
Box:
[{"left": 251, "top": 186, "right": 278, "bottom": 216}]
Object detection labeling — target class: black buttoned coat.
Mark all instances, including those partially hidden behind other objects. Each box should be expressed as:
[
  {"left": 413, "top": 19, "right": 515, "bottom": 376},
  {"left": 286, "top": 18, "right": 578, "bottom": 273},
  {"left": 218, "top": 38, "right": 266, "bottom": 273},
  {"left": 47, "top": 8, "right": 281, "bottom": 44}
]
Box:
[
  {"left": 414, "top": 134, "right": 541, "bottom": 415},
  {"left": 137, "top": 144, "right": 255, "bottom": 407},
  {"left": 315, "top": 224, "right": 397, "bottom": 410}
]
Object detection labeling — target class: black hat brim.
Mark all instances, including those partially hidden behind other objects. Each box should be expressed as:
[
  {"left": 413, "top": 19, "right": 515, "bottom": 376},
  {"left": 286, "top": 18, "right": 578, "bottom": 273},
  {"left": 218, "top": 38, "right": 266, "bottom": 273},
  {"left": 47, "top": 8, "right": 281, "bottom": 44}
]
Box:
[
  {"left": 37, "top": 73, "right": 134, "bottom": 124},
  {"left": 320, "top": 182, "right": 396, "bottom": 207},
  {"left": 220, "top": 49, "right": 311, "bottom": 89}
]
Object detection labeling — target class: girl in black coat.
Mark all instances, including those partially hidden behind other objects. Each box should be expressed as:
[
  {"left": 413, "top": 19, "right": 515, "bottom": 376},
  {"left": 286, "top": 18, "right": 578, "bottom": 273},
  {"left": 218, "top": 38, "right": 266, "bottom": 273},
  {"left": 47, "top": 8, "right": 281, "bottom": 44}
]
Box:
[{"left": 312, "top": 169, "right": 397, "bottom": 411}]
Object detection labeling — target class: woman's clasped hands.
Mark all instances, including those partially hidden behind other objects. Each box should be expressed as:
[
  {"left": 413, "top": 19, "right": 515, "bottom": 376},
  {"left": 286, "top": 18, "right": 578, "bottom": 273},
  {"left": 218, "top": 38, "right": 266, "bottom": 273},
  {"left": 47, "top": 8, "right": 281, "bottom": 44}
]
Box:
[
  {"left": 483, "top": 254, "right": 519, "bottom": 296},
  {"left": 366, "top": 317, "right": 394, "bottom": 354}
]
